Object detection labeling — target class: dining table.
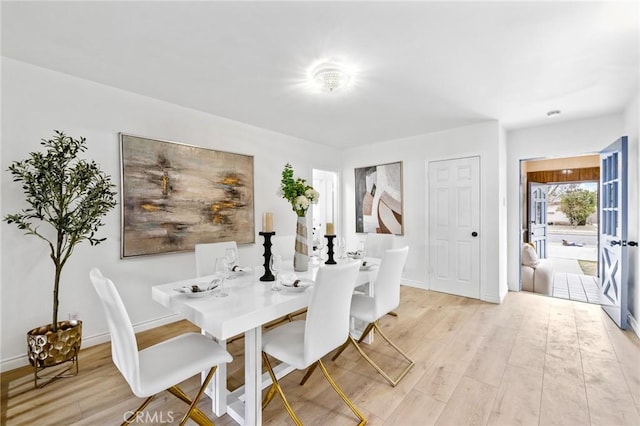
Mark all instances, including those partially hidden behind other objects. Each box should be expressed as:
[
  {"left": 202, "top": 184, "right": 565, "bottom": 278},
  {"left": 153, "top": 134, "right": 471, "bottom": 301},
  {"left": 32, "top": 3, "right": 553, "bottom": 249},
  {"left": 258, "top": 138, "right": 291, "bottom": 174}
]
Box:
[{"left": 151, "top": 257, "right": 379, "bottom": 426}]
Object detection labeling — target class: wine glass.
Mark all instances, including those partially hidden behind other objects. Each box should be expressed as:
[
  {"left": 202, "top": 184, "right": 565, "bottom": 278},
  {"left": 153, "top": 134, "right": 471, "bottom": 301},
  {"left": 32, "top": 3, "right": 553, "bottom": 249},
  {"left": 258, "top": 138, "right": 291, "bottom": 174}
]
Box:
[
  {"left": 338, "top": 237, "right": 347, "bottom": 259},
  {"left": 213, "top": 257, "right": 229, "bottom": 297},
  {"left": 225, "top": 247, "right": 238, "bottom": 279},
  {"left": 357, "top": 240, "right": 367, "bottom": 259},
  {"left": 316, "top": 237, "right": 326, "bottom": 262},
  {"left": 270, "top": 254, "right": 283, "bottom": 292}
]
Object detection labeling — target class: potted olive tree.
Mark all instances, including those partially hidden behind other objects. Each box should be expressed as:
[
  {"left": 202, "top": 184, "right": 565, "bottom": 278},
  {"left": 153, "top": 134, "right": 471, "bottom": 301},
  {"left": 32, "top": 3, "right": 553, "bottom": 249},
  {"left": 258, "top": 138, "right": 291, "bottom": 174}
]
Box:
[{"left": 4, "top": 130, "right": 117, "bottom": 387}]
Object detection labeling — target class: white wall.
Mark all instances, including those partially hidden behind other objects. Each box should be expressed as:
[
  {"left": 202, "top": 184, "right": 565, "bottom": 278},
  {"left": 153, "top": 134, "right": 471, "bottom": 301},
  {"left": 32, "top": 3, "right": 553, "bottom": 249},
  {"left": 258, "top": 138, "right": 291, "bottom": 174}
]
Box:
[
  {"left": 340, "top": 121, "right": 505, "bottom": 303},
  {"left": 506, "top": 115, "right": 636, "bottom": 316},
  {"left": 0, "top": 58, "right": 341, "bottom": 370},
  {"left": 624, "top": 94, "right": 639, "bottom": 333}
]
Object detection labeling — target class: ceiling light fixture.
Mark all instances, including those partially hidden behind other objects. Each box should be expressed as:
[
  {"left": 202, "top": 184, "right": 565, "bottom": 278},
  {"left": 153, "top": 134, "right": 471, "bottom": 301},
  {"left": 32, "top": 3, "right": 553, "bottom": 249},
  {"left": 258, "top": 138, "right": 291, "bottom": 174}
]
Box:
[{"left": 312, "top": 62, "right": 351, "bottom": 92}]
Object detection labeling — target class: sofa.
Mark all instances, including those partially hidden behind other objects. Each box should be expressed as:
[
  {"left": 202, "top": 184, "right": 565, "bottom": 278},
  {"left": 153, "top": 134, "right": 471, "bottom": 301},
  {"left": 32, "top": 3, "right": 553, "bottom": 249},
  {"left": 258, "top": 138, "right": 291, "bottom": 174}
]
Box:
[{"left": 521, "top": 243, "right": 553, "bottom": 295}]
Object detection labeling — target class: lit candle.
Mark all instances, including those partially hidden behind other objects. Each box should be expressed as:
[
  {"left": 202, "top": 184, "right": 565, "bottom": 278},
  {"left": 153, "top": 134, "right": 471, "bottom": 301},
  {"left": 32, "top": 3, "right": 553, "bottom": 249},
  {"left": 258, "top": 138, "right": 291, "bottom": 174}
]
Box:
[
  {"left": 262, "top": 212, "right": 273, "bottom": 232},
  {"left": 326, "top": 222, "right": 334, "bottom": 235}
]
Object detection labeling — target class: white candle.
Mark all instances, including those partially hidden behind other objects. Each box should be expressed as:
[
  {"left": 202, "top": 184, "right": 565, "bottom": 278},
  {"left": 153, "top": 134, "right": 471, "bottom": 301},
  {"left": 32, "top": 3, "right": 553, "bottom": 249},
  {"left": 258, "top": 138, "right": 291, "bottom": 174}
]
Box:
[
  {"left": 262, "top": 212, "right": 274, "bottom": 232},
  {"left": 326, "top": 222, "right": 334, "bottom": 235}
]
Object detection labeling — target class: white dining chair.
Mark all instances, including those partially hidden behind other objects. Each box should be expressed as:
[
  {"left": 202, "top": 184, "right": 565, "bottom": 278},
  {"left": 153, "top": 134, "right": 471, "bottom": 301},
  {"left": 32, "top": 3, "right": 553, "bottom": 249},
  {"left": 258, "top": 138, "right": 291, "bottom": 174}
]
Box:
[
  {"left": 270, "top": 234, "right": 307, "bottom": 323},
  {"left": 364, "top": 233, "right": 395, "bottom": 258},
  {"left": 332, "top": 246, "right": 414, "bottom": 387},
  {"left": 362, "top": 233, "right": 398, "bottom": 317},
  {"left": 271, "top": 234, "right": 296, "bottom": 262},
  {"left": 261, "top": 262, "right": 366, "bottom": 425},
  {"left": 195, "top": 241, "right": 238, "bottom": 277},
  {"left": 90, "top": 268, "right": 232, "bottom": 426}
]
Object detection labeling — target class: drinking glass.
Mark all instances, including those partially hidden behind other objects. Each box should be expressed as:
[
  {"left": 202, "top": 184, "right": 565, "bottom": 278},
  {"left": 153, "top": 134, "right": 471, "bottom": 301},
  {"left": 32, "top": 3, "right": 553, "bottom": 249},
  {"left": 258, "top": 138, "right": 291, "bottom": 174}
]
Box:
[
  {"left": 357, "top": 240, "right": 367, "bottom": 259},
  {"left": 316, "top": 237, "right": 326, "bottom": 262},
  {"left": 213, "top": 257, "right": 229, "bottom": 297},
  {"left": 225, "top": 247, "right": 238, "bottom": 279},
  {"left": 338, "top": 237, "right": 347, "bottom": 259},
  {"left": 270, "top": 254, "right": 283, "bottom": 292}
]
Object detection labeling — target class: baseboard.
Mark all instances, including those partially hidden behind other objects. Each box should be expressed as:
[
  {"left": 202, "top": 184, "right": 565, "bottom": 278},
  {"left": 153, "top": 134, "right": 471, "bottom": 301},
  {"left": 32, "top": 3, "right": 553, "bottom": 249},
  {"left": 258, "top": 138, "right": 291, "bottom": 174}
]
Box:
[
  {"left": 0, "top": 313, "right": 181, "bottom": 373},
  {"left": 401, "top": 278, "right": 427, "bottom": 290},
  {"left": 628, "top": 313, "right": 640, "bottom": 339},
  {"left": 482, "top": 293, "right": 502, "bottom": 304}
]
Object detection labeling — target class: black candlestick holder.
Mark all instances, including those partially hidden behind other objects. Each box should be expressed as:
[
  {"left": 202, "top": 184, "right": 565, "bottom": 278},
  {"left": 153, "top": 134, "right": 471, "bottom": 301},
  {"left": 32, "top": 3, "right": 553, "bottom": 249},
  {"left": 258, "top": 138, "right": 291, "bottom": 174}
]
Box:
[
  {"left": 325, "top": 235, "right": 337, "bottom": 265},
  {"left": 259, "top": 231, "right": 275, "bottom": 281}
]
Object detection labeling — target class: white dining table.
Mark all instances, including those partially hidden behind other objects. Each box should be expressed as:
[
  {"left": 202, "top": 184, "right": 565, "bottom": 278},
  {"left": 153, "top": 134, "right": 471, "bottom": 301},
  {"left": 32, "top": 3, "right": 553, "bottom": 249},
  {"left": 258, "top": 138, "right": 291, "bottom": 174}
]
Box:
[{"left": 151, "top": 258, "right": 378, "bottom": 426}]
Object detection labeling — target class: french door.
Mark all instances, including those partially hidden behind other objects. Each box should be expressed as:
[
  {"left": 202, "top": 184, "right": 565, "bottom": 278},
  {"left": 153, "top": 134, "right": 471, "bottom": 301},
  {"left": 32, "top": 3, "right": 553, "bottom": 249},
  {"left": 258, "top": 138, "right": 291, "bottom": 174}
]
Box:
[
  {"left": 529, "top": 182, "right": 548, "bottom": 258},
  {"left": 599, "top": 136, "right": 634, "bottom": 329}
]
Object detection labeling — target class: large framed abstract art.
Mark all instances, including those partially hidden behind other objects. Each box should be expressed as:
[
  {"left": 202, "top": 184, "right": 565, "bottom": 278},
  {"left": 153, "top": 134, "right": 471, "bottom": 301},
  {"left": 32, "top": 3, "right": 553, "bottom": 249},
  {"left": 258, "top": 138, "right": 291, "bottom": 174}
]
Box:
[
  {"left": 120, "top": 134, "right": 254, "bottom": 257},
  {"left": 354, "top": 161, "right": 403, "bottom": 235}
]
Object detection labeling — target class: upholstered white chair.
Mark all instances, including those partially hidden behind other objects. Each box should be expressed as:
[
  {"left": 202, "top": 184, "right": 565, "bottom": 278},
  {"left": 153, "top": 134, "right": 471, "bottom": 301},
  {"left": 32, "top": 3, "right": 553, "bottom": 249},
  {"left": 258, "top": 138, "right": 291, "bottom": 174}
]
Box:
[
  {"left": 332, "top": 246, "right": 413, "bottom": 387},
  {"left": 521, "top": 243, "right": 553, "bottom": 295},
  {"left": 261, "top": 262, "right": 366, "bottom": 426},
  {"left": 364, "top": 233, "right": 395, "bottom": 258},
  {"left": 195, "top": 241, "right": 238, "bottom": 277},
  {"left": 363, "top": 233, "right": 398, "bottom": 317},
  {"left": 270, "top": 234, "right": 306, "bottom": 323},
  {"left": 90, "top": 268, "right": 232, "bottom": 426},
  {"left": 271, "top": 234, "right": 296, "bottom": 262}
]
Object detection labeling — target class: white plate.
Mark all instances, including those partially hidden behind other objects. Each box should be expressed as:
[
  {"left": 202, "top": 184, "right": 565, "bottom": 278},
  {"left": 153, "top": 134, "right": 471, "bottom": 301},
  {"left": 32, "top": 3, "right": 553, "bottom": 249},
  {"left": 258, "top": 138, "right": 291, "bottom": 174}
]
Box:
[
  {"left": 174, "top": 281, "right": 219, "bottom": 297},
  {"left": 360, "top": 263, "right": 377, "bottom": 271},
  {"left": 229, "top": 266, "right": 251, "bottom": 277},
  {"left": 281, "top": 279, "right": 313, "bottom": 293},
  {"left": 186, "top": 288, "right": 218, "bottom": 298}
]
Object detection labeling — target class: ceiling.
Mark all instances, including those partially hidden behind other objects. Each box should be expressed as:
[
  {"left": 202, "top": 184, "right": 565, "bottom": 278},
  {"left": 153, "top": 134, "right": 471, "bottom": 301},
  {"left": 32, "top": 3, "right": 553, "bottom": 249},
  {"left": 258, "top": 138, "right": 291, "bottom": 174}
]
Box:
[{"left": 2, "top": 1, "right": 638, "bottom": 149}]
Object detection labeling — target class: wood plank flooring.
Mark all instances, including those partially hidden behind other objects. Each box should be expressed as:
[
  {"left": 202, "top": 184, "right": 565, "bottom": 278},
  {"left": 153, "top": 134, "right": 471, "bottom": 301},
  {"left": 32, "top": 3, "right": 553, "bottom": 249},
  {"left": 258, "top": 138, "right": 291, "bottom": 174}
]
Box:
[{"left": 2, "top": 287, "right": 639, "bottom": 425}]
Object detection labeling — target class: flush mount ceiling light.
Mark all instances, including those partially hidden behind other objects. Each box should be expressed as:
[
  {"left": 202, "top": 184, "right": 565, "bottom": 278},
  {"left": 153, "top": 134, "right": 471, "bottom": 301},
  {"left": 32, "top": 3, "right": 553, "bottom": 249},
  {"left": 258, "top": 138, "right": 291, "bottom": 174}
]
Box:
[{"left": 311, "top": 62, "right": 351, "bottom": 93}]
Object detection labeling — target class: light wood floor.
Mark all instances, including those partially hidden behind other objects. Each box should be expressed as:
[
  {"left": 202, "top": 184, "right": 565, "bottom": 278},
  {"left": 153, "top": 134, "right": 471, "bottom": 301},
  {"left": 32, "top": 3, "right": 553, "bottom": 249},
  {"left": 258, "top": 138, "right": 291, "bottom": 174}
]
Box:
[{"left": 2, "top": 287, "right": 640, "bottom": 425}]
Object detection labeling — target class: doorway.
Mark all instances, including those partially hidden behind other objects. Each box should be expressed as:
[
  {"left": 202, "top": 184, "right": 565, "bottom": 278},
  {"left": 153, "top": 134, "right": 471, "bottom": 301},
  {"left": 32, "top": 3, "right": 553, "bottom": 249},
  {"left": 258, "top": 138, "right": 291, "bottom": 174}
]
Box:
[
  {"left": 520, "top": 155, "right": 600, "bottom": 303},
  {"left": 312, "top": 169, "right": 339, "bottom": 258}
]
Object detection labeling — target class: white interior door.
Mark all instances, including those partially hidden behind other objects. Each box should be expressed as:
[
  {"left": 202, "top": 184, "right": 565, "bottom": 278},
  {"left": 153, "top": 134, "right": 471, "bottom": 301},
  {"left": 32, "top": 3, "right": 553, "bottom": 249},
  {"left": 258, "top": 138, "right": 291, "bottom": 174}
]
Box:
[
  {"left": 529, "top": 182, "right": 548, "bottom": 258},
  {"left": 428, "top": 156, "right": 480, "bottom": 299},
  {"left": 599, "top": 136, "right": 629, "bottom": 329}
]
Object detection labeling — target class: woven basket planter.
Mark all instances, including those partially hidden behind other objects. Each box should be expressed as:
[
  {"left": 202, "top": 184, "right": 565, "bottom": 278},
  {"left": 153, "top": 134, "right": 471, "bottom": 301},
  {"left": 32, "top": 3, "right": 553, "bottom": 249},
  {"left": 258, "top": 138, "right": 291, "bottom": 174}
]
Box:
[{"left": 27, "top": 320, "right": 82, "bottom": 387}]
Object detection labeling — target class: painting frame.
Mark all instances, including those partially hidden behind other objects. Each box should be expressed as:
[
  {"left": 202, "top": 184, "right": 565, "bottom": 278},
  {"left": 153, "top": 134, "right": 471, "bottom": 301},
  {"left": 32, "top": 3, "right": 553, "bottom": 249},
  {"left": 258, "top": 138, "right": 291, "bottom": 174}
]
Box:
[
  {"left": 119, "top": 133, "right": 255, "bottom": 258},
  {"left": 354, "top": 161, "right": 403, "bottom": 235}
]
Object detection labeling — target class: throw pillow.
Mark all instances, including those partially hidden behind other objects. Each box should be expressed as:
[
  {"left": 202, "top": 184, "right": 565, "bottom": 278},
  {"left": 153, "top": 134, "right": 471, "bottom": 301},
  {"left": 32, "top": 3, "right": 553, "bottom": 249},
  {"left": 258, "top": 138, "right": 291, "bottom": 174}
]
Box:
[{"left": 521, "top": 243, "right": 540, "bottom": 268}]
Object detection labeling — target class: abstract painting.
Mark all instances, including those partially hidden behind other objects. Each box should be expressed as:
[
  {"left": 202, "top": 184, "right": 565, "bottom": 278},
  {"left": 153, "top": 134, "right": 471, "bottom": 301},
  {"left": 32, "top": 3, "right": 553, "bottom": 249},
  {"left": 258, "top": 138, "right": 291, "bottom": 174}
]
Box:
[
  {"left": 120, "top": 134, "right": 254, "bottom": 257},
  {"left": 354, "top": 161, "right": 403, "bottom": 235}
]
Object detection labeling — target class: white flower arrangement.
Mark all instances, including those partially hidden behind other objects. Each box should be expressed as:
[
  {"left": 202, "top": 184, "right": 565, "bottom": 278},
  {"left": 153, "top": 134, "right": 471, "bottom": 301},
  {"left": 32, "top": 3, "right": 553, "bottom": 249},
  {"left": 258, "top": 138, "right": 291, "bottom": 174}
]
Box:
[{"left": 280, "top": 163, "right": 319, "bottom": 217}]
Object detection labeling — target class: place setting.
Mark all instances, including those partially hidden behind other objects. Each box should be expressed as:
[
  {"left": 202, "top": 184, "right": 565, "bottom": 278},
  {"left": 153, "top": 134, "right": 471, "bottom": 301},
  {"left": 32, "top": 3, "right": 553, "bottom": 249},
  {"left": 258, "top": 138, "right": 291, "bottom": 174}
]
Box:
[{"left": 279, "top": 272, "right": 313, "bottom": 293}]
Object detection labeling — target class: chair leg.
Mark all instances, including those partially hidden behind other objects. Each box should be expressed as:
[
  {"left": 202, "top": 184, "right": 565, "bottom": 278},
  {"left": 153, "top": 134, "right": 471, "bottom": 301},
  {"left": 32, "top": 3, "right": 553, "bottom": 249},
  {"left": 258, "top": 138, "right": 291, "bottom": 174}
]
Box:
[
  {"left": 317, "top": 360, "right": 367, "bottom": 425},
  {"left": 165, "top": 365, "right": 217, "bottom": 426},
  {"left": 122, "top": 396, "right": 155, "bottom": 425},
  {"left": 349, "top": 321, "right": 415, "bottom": 387},
  {"left": 387, "top": 311, "right": 399, "bottom": 317},
  {"left": 262, "top": 352, "right": 303, "bottom": 426},
  {"left": 332, "top": 322, "right": 375, "bottom": 362},
  {"left": 299, "top": 362, "right": 318, "bottom": 385}
]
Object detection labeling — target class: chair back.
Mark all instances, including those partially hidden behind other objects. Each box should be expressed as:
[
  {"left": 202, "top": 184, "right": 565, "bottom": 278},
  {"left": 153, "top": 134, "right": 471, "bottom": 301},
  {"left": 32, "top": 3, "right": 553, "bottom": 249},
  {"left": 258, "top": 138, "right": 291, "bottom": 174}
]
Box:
[
  {"left": 304, "top": 262, "right": 360, "bottom": 366},
  {"left": 90, "top": 268, "right": 140, "bottom": 389},
  {"left": 195, "top": 241, "right": 238, "bottom": 277},
  {"left": 365, "top": 233, "right": 395, "bottom": 259},
  {"left": 373, "top": 246, "right": 409, "bottom": 318},
  {"left": 271, "top": 235, "right": 296, "bottom": 261}
]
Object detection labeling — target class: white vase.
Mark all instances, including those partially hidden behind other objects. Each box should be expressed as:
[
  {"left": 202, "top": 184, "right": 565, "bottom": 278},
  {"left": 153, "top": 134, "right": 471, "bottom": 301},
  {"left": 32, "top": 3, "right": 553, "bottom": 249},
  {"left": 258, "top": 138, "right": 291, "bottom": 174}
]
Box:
[{"left": 294, "top": 215, "right": 309, "bottom": 272}]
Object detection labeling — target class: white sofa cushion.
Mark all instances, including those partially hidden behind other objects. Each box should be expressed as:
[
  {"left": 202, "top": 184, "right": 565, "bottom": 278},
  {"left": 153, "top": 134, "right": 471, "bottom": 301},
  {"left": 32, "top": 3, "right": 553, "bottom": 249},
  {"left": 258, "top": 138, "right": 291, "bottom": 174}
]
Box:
[{"left": 521, "top": 244, "right": 540, "bottom": 268}]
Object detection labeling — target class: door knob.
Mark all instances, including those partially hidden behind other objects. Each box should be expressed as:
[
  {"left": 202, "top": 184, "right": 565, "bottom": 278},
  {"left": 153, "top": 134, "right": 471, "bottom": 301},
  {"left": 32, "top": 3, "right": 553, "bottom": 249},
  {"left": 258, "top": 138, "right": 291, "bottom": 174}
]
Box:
[
  {"left": 611, "top": 240, "right": 622, "bottom": 246},
  {"left": 471, "top": 232, "right": 478, "bottom": 237},
  {"left": 628, "top": 241, "right": 638, "bottom": 247}
]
